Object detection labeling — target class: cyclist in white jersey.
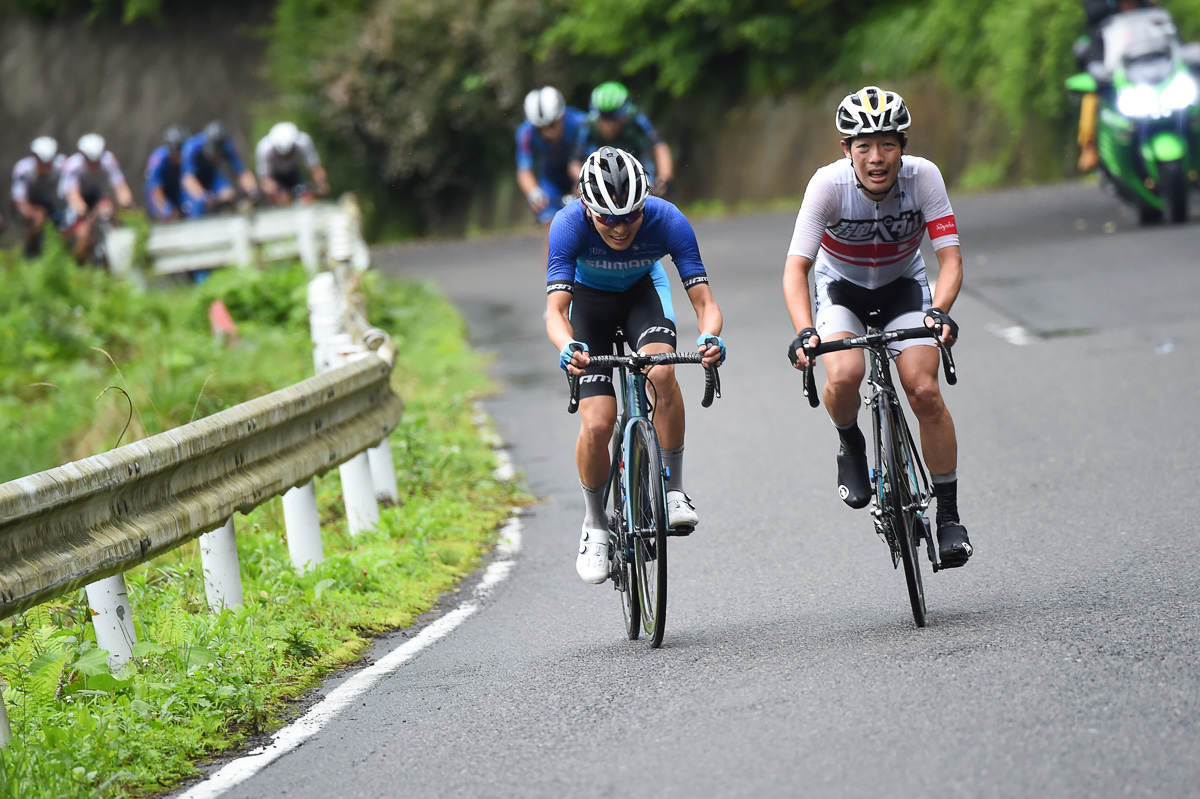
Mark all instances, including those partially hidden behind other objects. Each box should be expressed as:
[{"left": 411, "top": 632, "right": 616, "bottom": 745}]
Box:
[
  {"left": 782, "top": 86, "right": 972, "bottom": 568},
  {"left": 255, "top": 122, "right": 329, "bottom": 206},
  {"left": 11, "top": 136, "right": 66, "bottom": 257},
  {"left": 59, "top": 133, "right": 136, "bottom": 263}
]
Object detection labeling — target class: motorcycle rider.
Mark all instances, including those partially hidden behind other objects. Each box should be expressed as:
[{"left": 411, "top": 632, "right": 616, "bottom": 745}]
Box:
[
  {"left": 144, "top": 124, "right": 190, "bottom": 221},
  {"left": 59, "top": 133, "right": 136, "bottom": 263},
  {"left": 11, "top": 136, "right": 66, "bottom": 257},
  {"left": 569, "top": 82, "right": 675, "bottom": 198},
  {"left": 181, "top": 120, "right": 259, "bottom": 217},
  {"left": 255, "top": 121, "right": 330, "bottom": 206},
  {"left": 1075, "top": 0, "right": 1157, "bottom": 171}
]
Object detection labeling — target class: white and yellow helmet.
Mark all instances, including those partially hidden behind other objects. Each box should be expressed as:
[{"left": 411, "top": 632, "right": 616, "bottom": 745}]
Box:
[{"left": 835, "top": 86, "right": 911, "bottom": 139}]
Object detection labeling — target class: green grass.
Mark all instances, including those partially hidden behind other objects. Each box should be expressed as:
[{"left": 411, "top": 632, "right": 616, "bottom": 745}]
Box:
[{"left": 0, "top": 251, "right": 525, "bottom": 797}]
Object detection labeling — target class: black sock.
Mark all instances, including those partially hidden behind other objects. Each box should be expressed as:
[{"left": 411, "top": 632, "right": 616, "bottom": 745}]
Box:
[
  {"left": 932, "top": 479, "right": 959, "bottom": 526},
  {"left": 836, "top": 423, "right": 865, "bottom": 455}
]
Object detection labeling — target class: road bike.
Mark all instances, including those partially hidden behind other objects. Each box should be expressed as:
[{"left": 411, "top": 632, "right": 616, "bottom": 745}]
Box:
[
  {"left": 567, "top": 336, "right": 720, "bottom": 647},
  {"left": 800, "top": 326, "right": 957, "bottom": 627}
]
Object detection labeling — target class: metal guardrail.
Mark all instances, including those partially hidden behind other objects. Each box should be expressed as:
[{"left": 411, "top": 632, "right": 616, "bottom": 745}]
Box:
[
  {"left": 105, "top": 198, "right": 371, "bottom": 279},
  {"left": 0, "top": 341, "right": 401, "bottom": 622}
]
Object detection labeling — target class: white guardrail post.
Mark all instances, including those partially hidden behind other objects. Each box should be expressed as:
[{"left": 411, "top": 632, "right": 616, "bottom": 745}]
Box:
[
  {"left": 199, "top": 518, "right": 244, "bottom": 610},
  {"left": 84, "top": 575, "right": 136, "bottom": 670},
  {"left": 1, "top": 694, "right": 11, "bottom": 747},
  {"left": 282, "top": 482, "right": 323, "bottom": 571}
]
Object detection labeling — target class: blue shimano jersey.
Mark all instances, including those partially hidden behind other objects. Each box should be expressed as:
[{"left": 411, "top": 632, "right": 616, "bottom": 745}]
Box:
[
  {"left": 546, "top": 196, "right": 710, "bottom": 294},
  {"left": 181, "top": 133, "right": 245, "bottom": 192},
  {"left": 515, "top": 107, "right": 588, "bottom": 195}
]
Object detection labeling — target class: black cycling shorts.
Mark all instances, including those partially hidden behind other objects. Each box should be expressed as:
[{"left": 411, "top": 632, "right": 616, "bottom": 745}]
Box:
[
  {"left": 570, "top": 272, "right": 677, "bottom": 400},
  {"left": 272, "top": 168, "right": 303, "bottom": 192}
]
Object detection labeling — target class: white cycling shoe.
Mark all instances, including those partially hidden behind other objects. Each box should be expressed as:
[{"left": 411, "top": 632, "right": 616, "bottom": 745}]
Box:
[
  {"left": 666, "top": 490, "right": 699, "bottom": 531},
  {"left": 576, "top": 527, "right": 611, "bottom": 584}
]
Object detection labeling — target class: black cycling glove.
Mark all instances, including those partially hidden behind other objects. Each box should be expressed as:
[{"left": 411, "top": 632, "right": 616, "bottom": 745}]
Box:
[
  {"left": 787, "top": 327, "right": 819, "bottom": 366},
  {"left": 925, "top": 307, "right": 959, "bottom": 339}
]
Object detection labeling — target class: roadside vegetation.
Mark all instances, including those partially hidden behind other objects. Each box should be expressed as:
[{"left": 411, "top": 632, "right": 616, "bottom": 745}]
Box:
[
  {"left": 10, "top": 0, "right": 1200, "bottom": 235},
  {"left": 0, "top": 245, "right": 524, "bottom": 798}
]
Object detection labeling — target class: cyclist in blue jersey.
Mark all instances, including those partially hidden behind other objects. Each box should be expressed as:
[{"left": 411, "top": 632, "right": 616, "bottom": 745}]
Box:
[
  {"left": 515, "top": 86, "right": 589, "bottom": 260},
  {"left": 547, "top": 146, "right": 726, "bottom": 584},
  {"left": 144, "top": 124, "right": 189, "bottom": 221},
  {"left": 569, "top": 81, "right": 675, "bottom": 198},
  {"left": 181, "top": 120, "right": 259, "bottom": 217}
]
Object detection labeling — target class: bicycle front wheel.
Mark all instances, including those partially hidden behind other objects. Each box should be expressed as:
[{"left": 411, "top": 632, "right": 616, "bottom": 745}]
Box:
[
  {"left": 626, "top": 418, "right": 668, "bottom": 647},
  {"left": 611, "top": 429, "right": 640, "bottom": 641},
  {"left": 881, "top": 402, "right": 926, "bottom": 627}
]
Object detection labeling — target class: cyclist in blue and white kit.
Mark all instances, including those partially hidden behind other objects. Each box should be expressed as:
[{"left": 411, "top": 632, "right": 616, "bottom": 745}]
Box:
[
  {"left": 783, "top": 87, "right": 972, "bottom": 568},
  {"left": 144, "top": 124, "right": 189, "bottom": 221},
  {"left": 181, "top": 121, "right": 259, "bottom": 217},
  {"left": 516, "top": 87, "right": 588, "bottom": 260},
  {"left": 548, "top": 147, "right": 726, "bottom": 584}
]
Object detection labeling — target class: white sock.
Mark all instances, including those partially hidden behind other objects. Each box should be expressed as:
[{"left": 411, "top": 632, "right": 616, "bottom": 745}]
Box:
[
  {"left": 580, "top": 482, "right": 607, "bottom": 532},
  {"left": 661, "top": 446, "right": 684, "bottom": 493}
]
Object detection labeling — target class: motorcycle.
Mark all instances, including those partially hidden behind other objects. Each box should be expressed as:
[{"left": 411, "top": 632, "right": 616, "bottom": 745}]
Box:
[{"left": 1066, "top": 8, "right": 1200, "bottom": 224}]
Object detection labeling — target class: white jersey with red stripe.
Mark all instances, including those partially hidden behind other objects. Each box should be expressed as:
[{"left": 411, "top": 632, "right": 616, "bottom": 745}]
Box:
[{"left": 787, "top": 155, "right": 959, "bottom": 290}]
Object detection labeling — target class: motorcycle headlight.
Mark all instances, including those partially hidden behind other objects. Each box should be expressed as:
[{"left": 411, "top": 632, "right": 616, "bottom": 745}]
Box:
[
  {"left": 1117, "top": 85, "right": 1161, "bottom": 118},
  {"left": 1162, "top": 72, "right": 1199, "bottom": 111}
]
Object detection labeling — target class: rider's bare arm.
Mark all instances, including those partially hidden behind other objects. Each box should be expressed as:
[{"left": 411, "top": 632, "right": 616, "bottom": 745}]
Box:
[
  {"left": 653, "top": 142, "right": 674, "bottom": 184},
  {"left": 929, "top": 245, "right": 963, "bottom": 345},
  {"left": 182, "top": 173, "right": 206, "bottom": 201},
  {"left": 66, "top": 185, "right": 88, "bottom": 217},
  {"left": 685, "top": 282, "right": 723, "bottom": 366},
  {"left": 516, "top": 167, "right": 547, "bottom": 210},
  {"left": 238, "top": 170, "right": 259, "bottom": 198},
  {"left": 546, "top": 289, "right": 588, "bottom": 373},
  {"left": 783, "top": 254, "right": 818, "bottom": 366},
  {"left": 312, "top": 164, "right": 330, "bottom": 195},
  {"left": 114, "top": 180, "right": 135, "bottom": 209}
]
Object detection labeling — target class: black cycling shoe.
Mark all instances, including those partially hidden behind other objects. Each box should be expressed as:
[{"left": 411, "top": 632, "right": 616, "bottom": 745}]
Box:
[
  {"left": 836, "top": 444, "right": 871, "bottom": 509},
  {"left": 937, "top": 523, "right": 973, "bottom": 568}
]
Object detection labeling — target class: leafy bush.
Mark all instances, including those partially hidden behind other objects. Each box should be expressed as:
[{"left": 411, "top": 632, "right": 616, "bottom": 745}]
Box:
[{"left": 0, "top": 242, "right": 311, "bottom": 481}]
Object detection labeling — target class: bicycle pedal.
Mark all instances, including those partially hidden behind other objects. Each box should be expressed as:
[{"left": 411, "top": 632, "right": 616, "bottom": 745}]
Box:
[{"left": 667, "top": 525, "right": 694, "bottom": 537}]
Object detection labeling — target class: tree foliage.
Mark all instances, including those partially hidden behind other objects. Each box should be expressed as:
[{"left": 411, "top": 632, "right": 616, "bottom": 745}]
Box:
[{"left": 1, "top": 0, "right": 162, "bottom": 22}]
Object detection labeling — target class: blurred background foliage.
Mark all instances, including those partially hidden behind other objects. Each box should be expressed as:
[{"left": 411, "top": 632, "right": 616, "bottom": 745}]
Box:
[{"left": 6, "top": 0, "right": 1200, "bottom": 235}]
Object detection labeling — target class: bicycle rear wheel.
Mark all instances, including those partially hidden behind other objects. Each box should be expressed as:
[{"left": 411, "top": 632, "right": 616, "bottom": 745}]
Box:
[
  {"left": 627, "top": 419, "right": 668, "bottom": 647},
  {"left": 881, "top": 402, "right": 926, "bottom": 627}
]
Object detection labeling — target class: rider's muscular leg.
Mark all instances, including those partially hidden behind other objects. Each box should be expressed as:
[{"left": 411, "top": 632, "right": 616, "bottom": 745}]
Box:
[
  {"left": 645, "top": 353, "right": 684, "bottom": 450},
  {"left": 576, "top": 396, "right": 617, "bottom": 488},
  {"left": 896, "top": 346, "right": 956, "bottom": 474},
  {"left": 821, "top": 344, "right": 866, "bottom": 425}
]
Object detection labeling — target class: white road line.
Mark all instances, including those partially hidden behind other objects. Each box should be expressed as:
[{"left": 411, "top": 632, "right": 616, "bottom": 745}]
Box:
[{"left": 176, "top": 513, "right": 523, "bottom": 799}]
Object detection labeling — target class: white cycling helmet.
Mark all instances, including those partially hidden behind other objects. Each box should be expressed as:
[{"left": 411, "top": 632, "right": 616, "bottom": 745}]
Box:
[
  {"left": 78, "top": 133, "right": 106, "bottom": 162},
  {"left": 835, "top": 86, "right": 911, "bottom": 139},
  {"left": 523, "top": 86, "right": 566, "bottom": 127},
  {"left": 578, "top": 146, "right": 650, "bottom": 217},
  {"left": 31, "top": 136, "right": 58, "bottom": 164},
  {"left": 269, "top": 121, "right": 300, "bottom": 154}
]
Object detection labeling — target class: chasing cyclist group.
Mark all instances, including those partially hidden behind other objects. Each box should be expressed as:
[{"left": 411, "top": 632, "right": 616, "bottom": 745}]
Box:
[
  {"left": 7, "top": 120, "right": 329, "bottom": 261},
  {"left": 528, "top": 83, "right": 974, "bottom": 585}
]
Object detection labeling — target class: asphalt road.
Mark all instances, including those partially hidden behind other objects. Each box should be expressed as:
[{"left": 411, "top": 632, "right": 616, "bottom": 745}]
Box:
[{"left": 213, "top": 181, "right": 1200, "bottom": 798}]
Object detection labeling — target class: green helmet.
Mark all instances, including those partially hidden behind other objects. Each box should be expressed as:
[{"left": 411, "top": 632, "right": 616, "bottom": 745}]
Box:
[{"left": 590, "top": 81, "right": 631, "bottom": 118}]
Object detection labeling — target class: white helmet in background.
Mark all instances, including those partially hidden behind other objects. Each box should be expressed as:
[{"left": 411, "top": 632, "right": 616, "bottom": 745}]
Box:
[
  {"left": 523, "top": 87, "right": 566, "bottom": 127},
  {"left": 269, "top": 121, "right": 300, "bottom": 154},
  {"left": 31, "top": 136, "right": 58, "bottom": 164},
  {"left": 78, "top": 133, "right": 106, "bottom": 162}
]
